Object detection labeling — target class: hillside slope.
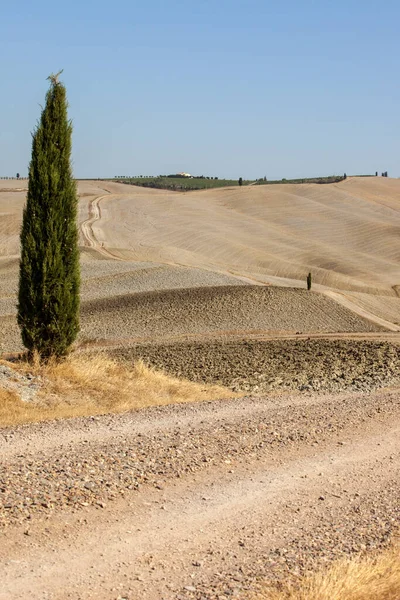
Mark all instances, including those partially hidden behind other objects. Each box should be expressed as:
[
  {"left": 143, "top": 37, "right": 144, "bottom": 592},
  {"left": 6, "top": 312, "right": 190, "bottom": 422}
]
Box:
[
  {"left": 2, "top": 177, "right": 400, "bottom": 296},
  {"left": 2, "top": 176, "right": 400, "bottom": 345},
  {"left": 94, "top": 177, "right": 400, "bottom": 295}
]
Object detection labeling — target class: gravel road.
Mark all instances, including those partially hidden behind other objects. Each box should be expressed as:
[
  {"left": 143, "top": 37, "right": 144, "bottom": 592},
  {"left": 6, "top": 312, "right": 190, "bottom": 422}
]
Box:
[{"left": 1, "top": 388, "right": 399, "bottom": 599}]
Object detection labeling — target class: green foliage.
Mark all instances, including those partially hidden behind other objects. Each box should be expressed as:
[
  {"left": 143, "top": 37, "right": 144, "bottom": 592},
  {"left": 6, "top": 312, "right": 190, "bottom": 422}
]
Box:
[
  {"left": 255, "top": 175, "right": 346, "bottom": 186},
  {"left": 307, "top": 272, "right": 312, "bottom": 291},
  {"left": 18, "top": 76, "right": 80, "bottom": 359},
  {"left": 238, "top": 177, "right": 243, "bottom": 186},
  {"left": 115, "top": 177, "right": 251, "bottom": 191}
]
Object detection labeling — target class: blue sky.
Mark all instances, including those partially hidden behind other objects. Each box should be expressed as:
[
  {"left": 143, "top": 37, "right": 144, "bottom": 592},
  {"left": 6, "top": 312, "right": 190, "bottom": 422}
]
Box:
[{"left": 1, "top": 0, "right": 399, "bottom": 179}]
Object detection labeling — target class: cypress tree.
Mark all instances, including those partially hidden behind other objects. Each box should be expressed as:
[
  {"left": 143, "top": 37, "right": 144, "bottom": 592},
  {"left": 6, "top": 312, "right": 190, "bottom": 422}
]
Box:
[{"left": 18, "top": 72, "right": 80, "bottom": 359}]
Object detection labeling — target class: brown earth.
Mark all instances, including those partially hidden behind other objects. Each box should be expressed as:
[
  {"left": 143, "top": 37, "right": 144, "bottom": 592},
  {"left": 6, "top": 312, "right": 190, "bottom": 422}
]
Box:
[
  {"left": 1, "top": 178, "right": 400, "bottom": 599},
  {"left": 112, "top": 338, "right": 400, "bottom": 394},
  {"left": 1, "top": 284, "right": 384, "bottom": 353},
  {"left": 2, "top": 176, "right": 400, "bottom": 343}
]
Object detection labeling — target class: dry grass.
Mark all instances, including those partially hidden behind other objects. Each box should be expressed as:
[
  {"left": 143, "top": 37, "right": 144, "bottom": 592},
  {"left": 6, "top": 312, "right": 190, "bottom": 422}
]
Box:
[
  {"left": 258, "top": 544, "right": 400, "bottom": 600},
  {"left": 0, "top": 352, "right": 235, "bottom": 427}
]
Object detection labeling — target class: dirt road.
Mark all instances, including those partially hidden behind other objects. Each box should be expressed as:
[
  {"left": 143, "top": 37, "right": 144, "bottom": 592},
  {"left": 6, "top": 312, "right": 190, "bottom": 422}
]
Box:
[
  {"left": 1, "top": 388, "right": 399, "bottom": 599},
  {"left": 80, "top": 194, "right": 124, "bottom": 262},
  {"left": 322, "top": 289, "right": 400, "bottom": 332}
]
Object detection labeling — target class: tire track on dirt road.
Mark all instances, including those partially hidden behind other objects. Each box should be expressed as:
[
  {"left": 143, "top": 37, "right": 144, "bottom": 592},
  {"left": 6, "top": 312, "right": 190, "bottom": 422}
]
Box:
[
  {"left": 80, "top": 194, "right": 125, "bottom": 261},
  {"left": 322, "top": 289, "right": 400, "bottom": 332},
  {"left": 1, "top": 389, "right": 399, "bottom": 599}
]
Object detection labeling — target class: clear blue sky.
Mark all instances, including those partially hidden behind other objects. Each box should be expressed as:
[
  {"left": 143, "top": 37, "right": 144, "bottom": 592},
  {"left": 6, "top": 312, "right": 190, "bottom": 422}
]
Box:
[{"left": 1, "top": 0, "right": 399, "bottom": 179}]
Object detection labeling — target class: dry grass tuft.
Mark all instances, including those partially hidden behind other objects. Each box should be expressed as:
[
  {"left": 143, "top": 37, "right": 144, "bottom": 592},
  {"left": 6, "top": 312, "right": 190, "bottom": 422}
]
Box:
[
  {"left": 258, "top": 544, "right": 400, "bottom": 600},
  {"left": 0, "top": 352, "right": 235, "bottom": 427}
]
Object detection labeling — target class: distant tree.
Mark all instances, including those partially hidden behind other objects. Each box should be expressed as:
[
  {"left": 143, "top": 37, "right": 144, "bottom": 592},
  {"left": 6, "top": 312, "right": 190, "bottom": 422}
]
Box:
[
  {"left": 375, "top": 171, "right": 378, "bottom": 176},
  {"left": 16, "top": 173, "right": 20, "bottom": 179},
  {"left": 343, "top": 173, "right": 347, "bottom": 179},
  {"left": 18, "top": 72, "right": 80, "bottom": 359},
  {"left": 307, "top": 272, "right": 312, "bottom": 291},
  {"left": 238, "top": 177, "right": 243, "bottom": 186}
]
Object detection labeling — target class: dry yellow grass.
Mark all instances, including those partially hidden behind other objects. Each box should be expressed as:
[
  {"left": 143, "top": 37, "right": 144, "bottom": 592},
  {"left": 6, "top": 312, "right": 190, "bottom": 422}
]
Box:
[
  {"left": 258, "top": 544, "right": 400, "bottom": 600},
  {"left": 0, "top": 353, "right": 235, "bottom": 427}
]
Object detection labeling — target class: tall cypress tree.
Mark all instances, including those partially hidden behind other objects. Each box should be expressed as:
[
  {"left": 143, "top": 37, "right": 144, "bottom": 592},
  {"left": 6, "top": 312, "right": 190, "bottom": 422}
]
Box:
[{"left": 18, "top": 72, "right": 80, "bottom": 359}]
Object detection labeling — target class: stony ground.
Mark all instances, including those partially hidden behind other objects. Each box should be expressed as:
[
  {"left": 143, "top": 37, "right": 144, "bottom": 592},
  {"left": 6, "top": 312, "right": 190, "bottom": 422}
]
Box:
[
  {"left": 0, "top": 388, "right": 399, "bottom": 599},
  {"left": 0, "top": 283, "right": 384, "bottom": 353},
  {"left": 81, "top": 286, "right": 382, "bottom": 343},
  {"left": 112, "top": 338, "right": 400, "bottom": 394},
  {"left": 1, "top": 179, "right": 400, "bottom": 599}
]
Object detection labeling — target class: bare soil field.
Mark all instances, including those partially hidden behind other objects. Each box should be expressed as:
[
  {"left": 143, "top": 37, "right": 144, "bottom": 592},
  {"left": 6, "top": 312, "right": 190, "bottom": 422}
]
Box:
[
  {"left": 1, "top": 285, "right": 383, "bottom": 353},
  {"left": 1, "top": 177, "right": 400, "bottom": 598},
  {"left": 83, "top": 177, "right": 400, "bottom": 294},
  {"left": 80, "top": 286, "right": 382, "bottom": 345},
  {"left": 2, "top": 176, "right": 400, "bottom": 346},
  {"left": 112, "top": 338, "right": 400, "bottom": 394}
]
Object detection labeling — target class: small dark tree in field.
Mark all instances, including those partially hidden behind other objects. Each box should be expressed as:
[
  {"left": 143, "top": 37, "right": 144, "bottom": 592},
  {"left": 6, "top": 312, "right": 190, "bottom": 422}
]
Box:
[
  {"left": 18, "top": 71, "right": 80, "bottom": 359},
  {"left": 343, "top": 173, "right": 347, "bottom": 179},
  {"left": 375, "top": 171, "right": 378, "bottom": 176},
  {"left": 307, "top": 272, "right": 312, "bottom": 291},
  {"left": 16, "top": 173, "right": 20, "bottom": 179},
  {"left": 238, "top": 177, "right": 243, "bottom": 186}
]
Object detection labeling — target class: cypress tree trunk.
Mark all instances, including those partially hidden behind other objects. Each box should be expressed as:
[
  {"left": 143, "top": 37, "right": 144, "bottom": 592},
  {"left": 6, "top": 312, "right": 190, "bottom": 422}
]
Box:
[{"left": 18, "top": 75, "right": 80, "bottom": 359}]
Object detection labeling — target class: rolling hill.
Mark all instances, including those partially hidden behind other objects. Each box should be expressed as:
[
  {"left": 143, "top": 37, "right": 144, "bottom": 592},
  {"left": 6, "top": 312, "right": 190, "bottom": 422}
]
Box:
[{"left": 1, "top": 176, "right": 400, "bottom": 351}]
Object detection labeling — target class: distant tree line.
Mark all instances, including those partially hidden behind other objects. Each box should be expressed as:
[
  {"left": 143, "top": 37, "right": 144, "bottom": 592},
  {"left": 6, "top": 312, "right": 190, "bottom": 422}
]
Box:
[
  {"left": 255, "top": 175, "right": 346, "bottom": 186},
  {"left": 255, "top": 171, "right": 391, "bottom": 185},
  {"left": 114, "top": 174, "right": 220, "bottom": 180}
]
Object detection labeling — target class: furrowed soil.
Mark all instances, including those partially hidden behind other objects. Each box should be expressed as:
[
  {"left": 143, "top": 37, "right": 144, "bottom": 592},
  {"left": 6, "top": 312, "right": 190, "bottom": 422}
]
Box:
[
  {"left": 112, "top": 338, "right": 400, "bottom": 394},
  {"left": 1, "top": 285, "right": 383, "bottom": 353},
  {"left": 2, "top": 176, "right": 400, "bottom": 343}
]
